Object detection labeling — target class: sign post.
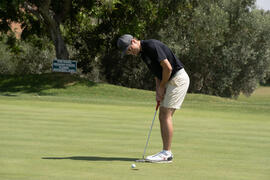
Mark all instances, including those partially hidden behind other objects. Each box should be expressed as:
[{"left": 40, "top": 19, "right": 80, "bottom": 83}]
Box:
[{"left": 52, "top": 59, "right": 77, "bottom": 73}]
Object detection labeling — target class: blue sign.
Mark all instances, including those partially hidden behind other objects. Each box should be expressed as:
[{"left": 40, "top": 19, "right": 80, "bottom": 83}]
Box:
[{"left": 52, "top": 59, "right": 77, "bottom": 73}]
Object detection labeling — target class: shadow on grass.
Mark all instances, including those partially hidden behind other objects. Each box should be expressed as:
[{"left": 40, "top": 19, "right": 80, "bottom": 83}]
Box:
[
  {"left": 0, "top": 73, "right": 96, "bottom": 94},
  {"left": 42, "top": 156, "right": 137, "bottom": 162},
  {"left": 2, "top": 93, "right": 18, "bottom": 97}
]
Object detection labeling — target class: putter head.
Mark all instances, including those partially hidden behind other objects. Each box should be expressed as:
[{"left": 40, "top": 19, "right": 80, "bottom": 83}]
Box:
[
  {"left": 135, "top": 159, "right": 173, "bottom": 163},
  {"left": 135, "top": 159, "right": 148, "bottom": 162},
  {"left": 135, "top": 156, "right": 150, "bottom": 162}
]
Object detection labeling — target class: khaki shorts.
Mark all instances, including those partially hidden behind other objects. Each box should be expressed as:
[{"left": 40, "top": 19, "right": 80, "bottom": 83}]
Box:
[{"left": 161, "top": 69, "right": 190, "bottom": 109}]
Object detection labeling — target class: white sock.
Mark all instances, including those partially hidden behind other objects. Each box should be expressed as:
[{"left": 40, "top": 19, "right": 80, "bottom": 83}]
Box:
[{"left": 163, "top": 150, "right": 172, "bottom": 155}]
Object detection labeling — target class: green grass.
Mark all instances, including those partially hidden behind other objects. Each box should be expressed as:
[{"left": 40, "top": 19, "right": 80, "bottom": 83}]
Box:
[{"left": 0, "top": 74, "right": 270, "bottom": 180}]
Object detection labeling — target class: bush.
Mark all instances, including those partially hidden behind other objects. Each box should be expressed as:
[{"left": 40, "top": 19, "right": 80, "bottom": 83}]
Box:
[
  {"left": 101, "top": 49, "right": 155, "bottom": 90},
  {"left": 159, "top": 1, "right": 270, "bottom": 97},
  {"left": 0, "top": 40, "right": 16, "bottom": 74},
  {"left": 0, "top": 35, "right": 55, "bottom": 75}
]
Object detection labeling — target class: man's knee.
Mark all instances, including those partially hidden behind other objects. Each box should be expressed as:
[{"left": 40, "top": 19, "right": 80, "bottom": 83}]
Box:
[{"left": 159, "top": 107, "right": 175, "bottom": 121}]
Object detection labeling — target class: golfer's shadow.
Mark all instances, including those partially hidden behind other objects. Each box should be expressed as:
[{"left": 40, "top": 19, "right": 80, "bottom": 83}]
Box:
[{"left": 42, "top": 156, "right": 137, "bottom": 162}]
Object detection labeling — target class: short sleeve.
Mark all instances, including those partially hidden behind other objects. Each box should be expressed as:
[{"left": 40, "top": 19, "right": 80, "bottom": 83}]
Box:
[{"left": 154, "top": 44, "right": 167, "bottom": 63}]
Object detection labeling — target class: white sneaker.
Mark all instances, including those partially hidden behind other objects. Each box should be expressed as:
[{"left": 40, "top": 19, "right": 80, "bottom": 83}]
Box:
[{"left": 146, "top": 150, "right": 173, "bottom": 163}]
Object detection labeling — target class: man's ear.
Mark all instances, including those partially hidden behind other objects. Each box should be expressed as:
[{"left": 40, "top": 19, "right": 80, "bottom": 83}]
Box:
[
  {"left": 130, "top": 39, "right": 134, "bottom": 44},
  {"left": 131, "top": 39, "right": 137, "bottom": 44}
]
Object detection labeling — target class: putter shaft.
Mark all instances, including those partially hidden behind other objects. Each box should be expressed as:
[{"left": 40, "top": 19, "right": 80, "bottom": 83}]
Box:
[{"left": 142, "top": 101, "right": 160, "bottom": 159}]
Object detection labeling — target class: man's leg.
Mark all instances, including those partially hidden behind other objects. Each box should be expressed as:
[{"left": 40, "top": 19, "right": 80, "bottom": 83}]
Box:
[
  {"left": 159, "top": 106, "right": 175, "bottom": 151},
  {"left": 145, "top": 106, "right": 175, "bottom": 162}
]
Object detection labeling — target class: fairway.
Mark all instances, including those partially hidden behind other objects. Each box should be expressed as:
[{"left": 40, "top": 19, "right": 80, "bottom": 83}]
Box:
[{"left": 0, "top": 77, "right": 270, "bottom": 180}]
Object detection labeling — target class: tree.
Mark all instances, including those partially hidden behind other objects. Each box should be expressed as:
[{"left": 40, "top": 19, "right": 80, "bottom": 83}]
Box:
[
  {"left": 159, "top": 0, "right": 269, "bottom": 97},
  {"left": 252, "top": 10, "right": 270, "bottom": 86},
  {"left": 0, "top": 0, "right": 94, "bottom": 59},
  {"left": 66, "top": 0, "right": 186, "bottom": 87}
]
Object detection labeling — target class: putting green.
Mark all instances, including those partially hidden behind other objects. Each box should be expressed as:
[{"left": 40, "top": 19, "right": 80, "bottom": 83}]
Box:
[{"left": 0, "top": 80, "right": 270, "bottom": 180}]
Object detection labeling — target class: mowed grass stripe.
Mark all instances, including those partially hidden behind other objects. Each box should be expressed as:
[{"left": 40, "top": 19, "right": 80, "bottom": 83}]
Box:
[
  {"left": 0, "top": 99, "right": 157, "bottom": 152},
  {"left": 1, "top": 86, "right": 270, "bottom": 180}
]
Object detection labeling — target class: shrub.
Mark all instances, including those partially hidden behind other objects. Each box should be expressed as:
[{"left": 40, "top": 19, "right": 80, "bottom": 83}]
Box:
[
  {"left": 0, "top": 35, "right": 55, "bottom": 75},
  {"left": 0, "top": 39, "right": 16, "bottom": 74}
]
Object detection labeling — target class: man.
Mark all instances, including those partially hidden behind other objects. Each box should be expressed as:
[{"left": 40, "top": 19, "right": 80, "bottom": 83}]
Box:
[{"left": 117, "top": 34, "right": 190, "bottom": 163}]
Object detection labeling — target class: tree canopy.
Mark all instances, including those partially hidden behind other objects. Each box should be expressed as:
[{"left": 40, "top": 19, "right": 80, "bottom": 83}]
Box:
[{"left": 0, "top": 0, "right": 270, "bottom": 98}]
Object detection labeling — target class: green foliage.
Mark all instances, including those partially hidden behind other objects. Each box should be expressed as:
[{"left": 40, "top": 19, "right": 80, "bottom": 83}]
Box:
[
  {"left": 0, "top": 0, "right": 23, "bottom": 32},
  {"left": 253, "top": 10, "right": 270, "bottom": 86},
  {"left": 12, "top": 39, "right": 55, "bottom": 75},
  {"left": 65, "top": 0, "right": 184, "bottom": 88},
  {"left": 0, "top": 0, "right": 97, "bottom": 59},
  {"left": 0, "top": 38, "right": 15, "bottom": 74},
  {"left": 1, "top": 0, "right": 270, "bottom": 97},
  {"left": 101, "top": 53, "right": 154, "bottom": 89},
  {"left": 159, "top": 0, "right": 270, "bottom": 97},
  {"left": 0, "top": 35, "right": 55, "bottom": 75}
]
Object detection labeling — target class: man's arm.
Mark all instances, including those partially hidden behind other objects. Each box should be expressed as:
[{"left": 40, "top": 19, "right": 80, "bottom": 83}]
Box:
[
  {"left": 155, "top": 77, "right": 160, "bottom": 102},
  {"left": 156, "top": 59, "right": 172, "bottom": 102},
  {"left": 160, "top": 59, "right": 172, "bottom": 87}
]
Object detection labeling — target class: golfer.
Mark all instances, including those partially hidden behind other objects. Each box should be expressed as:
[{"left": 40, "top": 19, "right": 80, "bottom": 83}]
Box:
[{"left": 117, "top": 34, "right": 190, "bottom": 163}]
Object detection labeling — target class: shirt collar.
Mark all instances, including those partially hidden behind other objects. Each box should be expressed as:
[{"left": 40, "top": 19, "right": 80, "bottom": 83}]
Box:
[{"left": 140, "top": 40, "right": 145, "bottom": 54}]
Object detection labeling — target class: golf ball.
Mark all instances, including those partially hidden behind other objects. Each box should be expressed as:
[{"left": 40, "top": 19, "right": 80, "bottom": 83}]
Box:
[{"left": 131, "top": 164, "right": 136, "bottom": 168}]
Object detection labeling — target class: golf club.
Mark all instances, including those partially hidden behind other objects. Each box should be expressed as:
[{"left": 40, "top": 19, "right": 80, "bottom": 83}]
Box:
[{"left": 136, "top": 101, "right": 160, "bottom": 162}]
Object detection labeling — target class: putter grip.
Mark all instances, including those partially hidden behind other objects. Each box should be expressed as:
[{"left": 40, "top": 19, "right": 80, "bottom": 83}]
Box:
[{"left": 156, "top": 101, "right": 160, "bottom": 110}]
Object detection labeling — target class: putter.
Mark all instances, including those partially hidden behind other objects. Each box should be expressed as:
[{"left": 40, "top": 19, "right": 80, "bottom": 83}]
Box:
[{"left": 136, "top": 101, "right": 160, "bottom": 162}]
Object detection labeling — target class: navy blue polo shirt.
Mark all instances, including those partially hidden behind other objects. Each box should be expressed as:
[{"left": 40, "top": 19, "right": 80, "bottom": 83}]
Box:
[{"left": 140, "top": 39, "right": 183, "bottom": 80}]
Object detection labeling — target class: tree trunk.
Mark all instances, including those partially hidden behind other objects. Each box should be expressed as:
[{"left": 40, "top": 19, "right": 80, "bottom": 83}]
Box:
[
  {"left": 49, "top": 21, "right": 69, "bottom": 59},
  {"left": 24, "top": 0, "right": 71, "bottom": 59},
  {"left": 38, "top": 0, "right": 70, "bottom": 60}
]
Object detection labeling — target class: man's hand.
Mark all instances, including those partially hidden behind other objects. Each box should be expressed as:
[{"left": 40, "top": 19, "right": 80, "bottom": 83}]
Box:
[{"left": 156, "top": 85, "right": 165, "bottom": 102}]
